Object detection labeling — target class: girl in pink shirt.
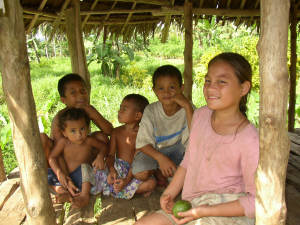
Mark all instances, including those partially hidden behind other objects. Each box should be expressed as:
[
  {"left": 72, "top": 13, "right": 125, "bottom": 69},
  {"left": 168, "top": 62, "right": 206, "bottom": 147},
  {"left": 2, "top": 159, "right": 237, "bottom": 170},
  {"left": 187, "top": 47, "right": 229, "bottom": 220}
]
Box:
[{"left": 135, "top": 52, "right": 259, "bottom": 225}]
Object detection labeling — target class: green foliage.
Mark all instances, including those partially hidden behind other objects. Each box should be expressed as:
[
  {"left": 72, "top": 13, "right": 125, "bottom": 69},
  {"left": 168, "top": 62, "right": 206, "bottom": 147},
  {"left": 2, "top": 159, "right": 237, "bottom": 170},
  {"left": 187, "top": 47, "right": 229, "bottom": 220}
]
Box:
[
  {"left": 87, "top": 40, "right": 134, "bottom": 77},
  {"left": 121, "top": 62, "right": 151, "bottom": 88}
]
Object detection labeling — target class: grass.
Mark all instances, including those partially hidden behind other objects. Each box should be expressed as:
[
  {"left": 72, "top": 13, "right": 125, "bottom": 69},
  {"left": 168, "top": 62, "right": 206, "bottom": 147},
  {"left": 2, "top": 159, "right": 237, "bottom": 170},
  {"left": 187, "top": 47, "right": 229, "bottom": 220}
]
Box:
[{"left": 0, "top": 56, "right": 260, "bottom": 175}]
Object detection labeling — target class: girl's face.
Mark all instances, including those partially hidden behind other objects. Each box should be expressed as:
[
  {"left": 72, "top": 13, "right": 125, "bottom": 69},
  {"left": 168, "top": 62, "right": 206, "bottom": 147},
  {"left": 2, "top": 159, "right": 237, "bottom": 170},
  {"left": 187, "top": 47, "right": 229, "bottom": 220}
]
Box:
[
  {"left": 61, "top": 81, "right": 89, "bottom": 108},
  {"left": 203, "top": 60, "right": 249, "bottom": 112},
  {"left": 118, "top": 99, "right": 140, "bottom": 124},
  {"left": 62, "top": 118, "right": 88, "bottom": 145}
]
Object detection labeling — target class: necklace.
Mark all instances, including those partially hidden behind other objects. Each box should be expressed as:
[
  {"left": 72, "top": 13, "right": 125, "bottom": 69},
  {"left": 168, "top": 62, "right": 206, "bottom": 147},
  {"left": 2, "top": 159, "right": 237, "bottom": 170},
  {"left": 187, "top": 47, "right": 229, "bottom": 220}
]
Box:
[{"left": 204, "top": 113, "right": 247, "bottom": 161}]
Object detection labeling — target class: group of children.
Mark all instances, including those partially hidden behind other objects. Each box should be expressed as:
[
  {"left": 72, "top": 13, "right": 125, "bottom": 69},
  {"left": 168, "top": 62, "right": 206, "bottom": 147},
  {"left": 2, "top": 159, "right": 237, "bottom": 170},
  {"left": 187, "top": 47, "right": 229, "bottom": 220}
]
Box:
[{"left": 43, "top": 52, "right": 259, "bottom": 225}]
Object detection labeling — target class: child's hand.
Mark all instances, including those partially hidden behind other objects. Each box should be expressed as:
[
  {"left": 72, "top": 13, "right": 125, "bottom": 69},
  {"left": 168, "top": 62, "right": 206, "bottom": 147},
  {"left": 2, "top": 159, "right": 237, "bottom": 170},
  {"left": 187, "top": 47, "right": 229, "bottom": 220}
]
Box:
[
  {"left": 66, "top": 177, "right": 80, "bottom": 197},
  {"left": 57, "top": 170, "right": 69, "bottom": 188},
  {"left": 160, "top": 194, "right": 174, "bottom": 214},
  {"left": 171, "top": 92, "right": 190, "bottom": 109},
  {"left": 113, "top": 178, "right": 127, "bottom": 193},
  {"left": 171, "top": 205, "right": 208, "bottom": 225},
  {"left": 107, "top": 169, "right": 117, "bottom": 185},
  {"left": 157, "top": 155, "right": 177, "bottom": 177},
  {"left": 92, "top": 152, "right": 105, "bottom": 170}
]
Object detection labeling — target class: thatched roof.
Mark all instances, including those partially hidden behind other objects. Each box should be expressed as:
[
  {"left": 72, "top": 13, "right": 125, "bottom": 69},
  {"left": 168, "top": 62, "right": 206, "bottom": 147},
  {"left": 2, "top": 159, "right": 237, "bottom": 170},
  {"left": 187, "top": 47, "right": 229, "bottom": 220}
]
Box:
[{"left": 18, "top": 0, "right": 295, "bottom": 40}]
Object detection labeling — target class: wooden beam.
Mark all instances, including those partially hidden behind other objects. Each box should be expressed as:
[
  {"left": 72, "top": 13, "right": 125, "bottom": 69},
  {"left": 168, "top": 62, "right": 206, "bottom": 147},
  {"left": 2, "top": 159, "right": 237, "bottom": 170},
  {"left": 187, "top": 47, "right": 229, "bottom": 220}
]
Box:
[
  {"left": 100, "top": 0, "right": 171, "bottom": 6},
  {"left": 256, "top": 0, "right": 290, "bottom": 224},
  {"left": 49, "top": 0, "right": 71, "bottom": 41},
  {"left": 183, "top": 0, "right": 193, "bottom": 101},
  {"left": 121, "top": 2, "right": 136, "bottom": 34},
  {"left": 25, "top": 0, "right": 48, "bottom": 34},
  {"left": 23, "top": 8, "right": 57, "bottom": 18},
  {"left": 23, "top": 14, "right": 160, "bottom": 25},
  {"left": 152, "top": 7, "right": 260, "bottom": 17},
  {"left": 65, "top": 0, "right": 91, "bottom": 92},
  {"left": 24, "top": 7, "right": 261, "bottom": 17},
  {"left": 288, "top": 0, "right": 297, "bottom": 132},
  {"left": 0, "top": 0, "right": 56, "bottom": 224},
  {"left": 81, "top": 0, "right": 99, "bottom": 29}
]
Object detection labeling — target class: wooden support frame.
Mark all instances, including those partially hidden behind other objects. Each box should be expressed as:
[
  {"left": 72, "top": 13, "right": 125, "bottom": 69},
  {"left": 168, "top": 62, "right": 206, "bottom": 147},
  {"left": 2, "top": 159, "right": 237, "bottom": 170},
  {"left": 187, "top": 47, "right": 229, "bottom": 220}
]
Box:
[
  {"left": 288, "top": 0, "right": 297, "bottom": 132},
  {"left": 0, "top": 0, "right": 56, "bottom": 224},
  {"left": 120, "top": 2, "right": 136, "bottom": 34},
  {"left": 65, "top": 0, "right": 91, "bottom": 92},
  {"left": 25, "top": 0, "right": 48, "bottom": 34},
  {"left": 49, "top": 0, "right": 71, "bottom": 41},
  {"left": 256, "top": 0, "right": 290, "bottom": 224},
  {"left": 183, "top": 0, "right": 193, "bottom": 101},
  {"left": 81, "top": 0, "right": 100, "bottom": 29}
]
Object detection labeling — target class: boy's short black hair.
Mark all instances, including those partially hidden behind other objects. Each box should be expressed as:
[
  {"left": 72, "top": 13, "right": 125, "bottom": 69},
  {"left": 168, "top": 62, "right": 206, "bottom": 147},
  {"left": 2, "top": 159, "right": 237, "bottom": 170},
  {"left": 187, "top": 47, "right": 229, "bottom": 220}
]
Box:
[
  {"left": 58, "top": 73, "right": 86, "bottom": 97},
  {"left": 58, "top": 107, "right": 90, "bottom": 131},
  {"left": 152, "top": 65, "right": 182, "bottom": 88},
  {"left": 123, "top": 94, "right": 149, "bottom": 113}
]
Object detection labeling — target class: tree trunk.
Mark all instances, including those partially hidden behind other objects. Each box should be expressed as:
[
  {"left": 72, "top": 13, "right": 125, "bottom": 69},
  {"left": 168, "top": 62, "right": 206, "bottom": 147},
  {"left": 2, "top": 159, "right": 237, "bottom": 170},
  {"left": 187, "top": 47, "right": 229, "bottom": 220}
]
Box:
[
  {"left": 288, "top": 0, "right": 297, "bottom": 132},
  {"left": 65, "top": 0, "right": 91, "bottom": 93},
  {"left": 0, "top": 146, "right": 6, "bottom": 182},
  {"left": 256, "top": 0, "right": 290, "bottom": 225},
  {"left": 0, "top": 1, "right": 56, "bottom": 224},
  {"left": 31, "top": 37, "right": 40, "bottom": 63},
  {"left": 183, "top": 0, "right": 193, "bottom": 101}
]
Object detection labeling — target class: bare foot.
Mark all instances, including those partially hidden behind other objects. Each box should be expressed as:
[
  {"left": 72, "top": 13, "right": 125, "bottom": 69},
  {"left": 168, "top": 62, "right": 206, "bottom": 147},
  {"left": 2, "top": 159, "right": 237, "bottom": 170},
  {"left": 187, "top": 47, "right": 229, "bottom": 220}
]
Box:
[
  {"left": 71, "top": 194, "right": 90, "bottom": 208},
  {"left": 143, "top": 191, "right": 153, "bottom": 197},
  {"left": 55, "top": 192, "right": 72, "bottom": 204}
]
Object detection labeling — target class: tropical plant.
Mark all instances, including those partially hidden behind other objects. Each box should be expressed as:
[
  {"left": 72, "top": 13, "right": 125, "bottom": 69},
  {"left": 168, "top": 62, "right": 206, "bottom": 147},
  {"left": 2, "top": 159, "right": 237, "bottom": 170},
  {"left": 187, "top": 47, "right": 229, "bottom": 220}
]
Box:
[{"left": 87, "top": 40, "right": 134, "bottom": 78}]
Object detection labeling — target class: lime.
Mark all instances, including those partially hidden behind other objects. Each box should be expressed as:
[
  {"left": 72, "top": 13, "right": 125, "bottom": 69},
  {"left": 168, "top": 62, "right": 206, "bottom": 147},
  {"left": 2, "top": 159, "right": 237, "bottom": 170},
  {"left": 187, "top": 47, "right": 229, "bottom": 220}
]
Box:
[{"left": 172, "top": 200, "right": 192, "bottom": 219}]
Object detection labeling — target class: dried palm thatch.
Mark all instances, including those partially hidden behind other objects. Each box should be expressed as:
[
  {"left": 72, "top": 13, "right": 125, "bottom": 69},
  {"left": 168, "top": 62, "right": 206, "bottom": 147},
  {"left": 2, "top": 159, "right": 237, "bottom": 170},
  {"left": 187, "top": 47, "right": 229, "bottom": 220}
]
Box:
[{"left": 17, "top": 0, "right": 270, "bottom": 42}]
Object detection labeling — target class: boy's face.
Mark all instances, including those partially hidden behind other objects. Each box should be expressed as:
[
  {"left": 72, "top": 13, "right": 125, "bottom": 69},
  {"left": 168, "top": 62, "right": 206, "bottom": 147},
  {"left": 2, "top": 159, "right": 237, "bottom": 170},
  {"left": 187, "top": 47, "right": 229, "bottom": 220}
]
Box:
[
  {"left": 118, "top": 99, "right": 141, "bottom": 124},
  {"left": 153, "top": 75, "right": 183, "bottom": 106},
  {"left": 61, "top": 81, "right": 89, "bottom": 108},
  {"left": 62, "top": 118, "right": 88, "bottom": 145}
]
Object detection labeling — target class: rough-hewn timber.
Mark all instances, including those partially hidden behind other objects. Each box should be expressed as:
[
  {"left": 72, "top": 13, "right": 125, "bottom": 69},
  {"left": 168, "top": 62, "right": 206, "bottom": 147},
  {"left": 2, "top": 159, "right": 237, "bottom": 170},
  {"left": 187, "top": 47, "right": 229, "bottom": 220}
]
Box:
[{"left": 256, "top": 0, "right": 290, "bottom": 225}]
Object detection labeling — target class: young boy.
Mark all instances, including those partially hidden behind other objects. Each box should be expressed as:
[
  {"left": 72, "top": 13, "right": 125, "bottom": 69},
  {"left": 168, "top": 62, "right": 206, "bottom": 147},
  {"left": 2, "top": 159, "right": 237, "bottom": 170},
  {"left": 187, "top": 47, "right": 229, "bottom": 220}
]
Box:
[
  {"left": 132, "top": 65, "right": 194, "bottom": 186},
  {"left": 92, "top": 94, "right": 156, "bottom": 199},
  {"left": 40, "top": 73, "right": 112, "bottom": 186},
  {"left": 48, "top": 107, "right": 106, "bottom": 208}
]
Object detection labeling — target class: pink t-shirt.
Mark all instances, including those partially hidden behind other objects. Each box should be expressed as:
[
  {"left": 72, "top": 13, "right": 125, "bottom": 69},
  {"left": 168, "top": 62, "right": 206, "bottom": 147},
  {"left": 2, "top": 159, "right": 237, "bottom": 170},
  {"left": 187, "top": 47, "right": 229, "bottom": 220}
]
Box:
[{"left": 181, "top": 106, "right": 259, "bottom": 218}]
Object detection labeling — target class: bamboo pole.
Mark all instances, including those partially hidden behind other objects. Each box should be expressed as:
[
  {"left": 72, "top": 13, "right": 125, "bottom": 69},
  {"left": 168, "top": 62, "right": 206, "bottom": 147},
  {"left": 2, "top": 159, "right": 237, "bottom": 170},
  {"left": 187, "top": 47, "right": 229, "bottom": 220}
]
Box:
[
  {"left": 0, "top": 0, "right": 56, "bottom": 224},
  {"left": 183, "top": 0, "right": 193, "bottom": 101},
  {"left": 288, "top": 0, "right": 297, "bottom": 132},
  {"left": 256, "top": 0, "right": 290, "bottom": 224},
  {"left": 65, "top": 0, "right": 91, "bottom": 92}
]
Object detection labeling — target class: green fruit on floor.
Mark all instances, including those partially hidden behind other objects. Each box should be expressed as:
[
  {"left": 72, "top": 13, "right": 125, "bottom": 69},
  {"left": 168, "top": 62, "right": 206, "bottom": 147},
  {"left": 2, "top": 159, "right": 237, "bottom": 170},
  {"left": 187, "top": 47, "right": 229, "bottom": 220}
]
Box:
[{"left": 172, "top": 200, "right": 192, "bottom": 219}]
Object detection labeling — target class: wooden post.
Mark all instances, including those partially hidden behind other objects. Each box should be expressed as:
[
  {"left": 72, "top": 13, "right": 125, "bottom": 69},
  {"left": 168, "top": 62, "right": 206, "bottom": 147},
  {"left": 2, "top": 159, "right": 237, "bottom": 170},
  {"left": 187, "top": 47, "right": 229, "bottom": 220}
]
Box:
[
  {"left": 183, "top": 0, "right": 193, "bottom": 101},
  {"left": 288, "top": 0, "right": 297, "bottom": 132},
  {"left": 65, "top": 0, "right": 91, "bottom": 92},
  {"left": 0, "top": 0, "right": 56, "bottom": 224},
  {"left": 0, "top": 147, "right": 6, "bottom": 182},
  {"left": 256, "top": 0, "right": 290, "bottom": 225}
]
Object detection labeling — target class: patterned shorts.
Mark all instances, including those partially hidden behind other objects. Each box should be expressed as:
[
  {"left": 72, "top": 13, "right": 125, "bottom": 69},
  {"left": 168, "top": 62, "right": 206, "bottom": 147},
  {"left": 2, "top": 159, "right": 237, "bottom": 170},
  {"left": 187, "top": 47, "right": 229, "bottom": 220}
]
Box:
[{"left": 91, "top": 158, "right": 142, "bottom": 199}]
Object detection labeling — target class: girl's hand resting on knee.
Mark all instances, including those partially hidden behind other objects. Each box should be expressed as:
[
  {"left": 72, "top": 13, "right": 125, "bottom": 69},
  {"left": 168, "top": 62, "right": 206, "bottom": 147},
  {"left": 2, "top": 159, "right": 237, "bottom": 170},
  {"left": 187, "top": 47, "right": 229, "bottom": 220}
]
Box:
[
  {"left": 171, "top": 204, "right": 210, "bottom": 225},
  {"left": 160, "top": 194, "right": 174, "bottom": 214}
]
